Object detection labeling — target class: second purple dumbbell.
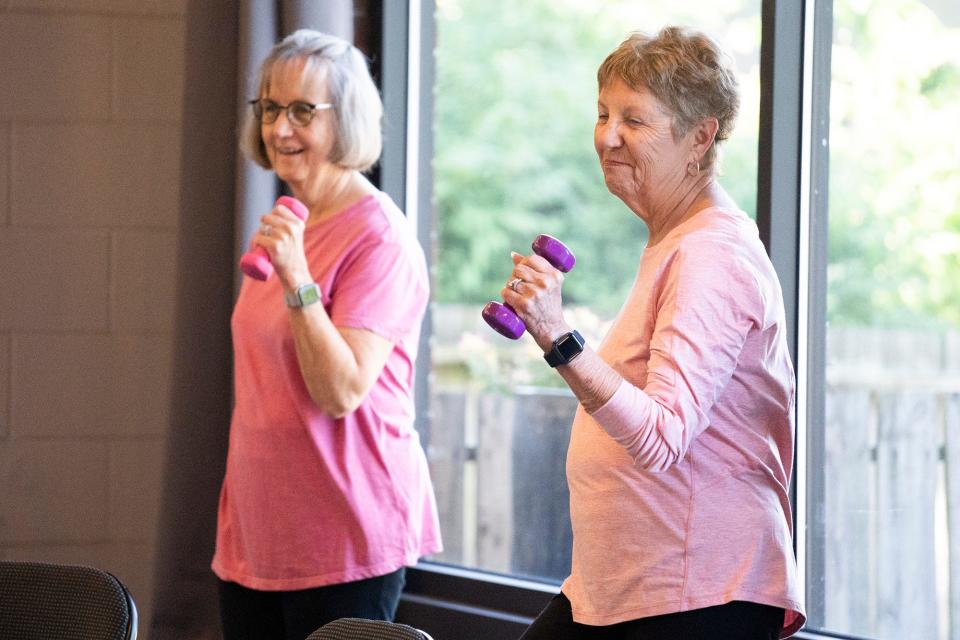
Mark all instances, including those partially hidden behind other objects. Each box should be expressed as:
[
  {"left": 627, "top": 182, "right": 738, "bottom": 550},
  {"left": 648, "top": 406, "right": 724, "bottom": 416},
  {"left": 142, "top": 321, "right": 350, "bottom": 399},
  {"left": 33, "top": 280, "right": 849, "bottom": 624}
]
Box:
[{"left": 482, "top": 234, "right": 576, "bottom": 340}]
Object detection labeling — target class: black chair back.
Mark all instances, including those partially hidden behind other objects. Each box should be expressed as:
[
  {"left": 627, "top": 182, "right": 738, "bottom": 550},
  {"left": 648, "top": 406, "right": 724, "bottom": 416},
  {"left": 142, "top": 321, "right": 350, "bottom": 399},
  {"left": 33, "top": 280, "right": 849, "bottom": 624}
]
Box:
[
  {"left": 0, "top": 561, "right": 138, "bottom": 640},
  {"left": 306, "top": 617, "right": 433, "bottom": 640}
]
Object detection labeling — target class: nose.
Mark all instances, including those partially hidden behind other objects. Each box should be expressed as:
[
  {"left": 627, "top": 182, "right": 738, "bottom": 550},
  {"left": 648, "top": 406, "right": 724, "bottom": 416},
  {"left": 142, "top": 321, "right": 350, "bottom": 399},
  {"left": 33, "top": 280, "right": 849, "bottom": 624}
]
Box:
[
  {"left": 271, "top": 110, "right": 295, "bottom": 136},
  {"left": 596, "top": 120, "right": 623, "bottom": 149}
]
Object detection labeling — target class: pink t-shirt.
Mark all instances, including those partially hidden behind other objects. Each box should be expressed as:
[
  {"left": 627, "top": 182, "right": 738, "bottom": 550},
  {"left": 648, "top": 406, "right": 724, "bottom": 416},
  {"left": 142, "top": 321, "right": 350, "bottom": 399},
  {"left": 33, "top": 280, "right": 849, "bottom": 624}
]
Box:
[
  {"left": 212, "top": 192, "right": 442, "bottom": 591},
  {"left": 561, "top": 207, "right": 805, "bottom": 637}
]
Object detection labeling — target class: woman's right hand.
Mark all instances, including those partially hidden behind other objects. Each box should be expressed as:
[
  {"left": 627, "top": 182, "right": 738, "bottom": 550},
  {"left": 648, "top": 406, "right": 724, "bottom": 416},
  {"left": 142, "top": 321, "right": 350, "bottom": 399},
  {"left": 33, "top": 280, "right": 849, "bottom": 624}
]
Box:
[
  {"left": 254, "top": 201, "right": 312, "bottom": 291},
  {"left": 501, "top": 251, "right": 571, "bottom": 352}
]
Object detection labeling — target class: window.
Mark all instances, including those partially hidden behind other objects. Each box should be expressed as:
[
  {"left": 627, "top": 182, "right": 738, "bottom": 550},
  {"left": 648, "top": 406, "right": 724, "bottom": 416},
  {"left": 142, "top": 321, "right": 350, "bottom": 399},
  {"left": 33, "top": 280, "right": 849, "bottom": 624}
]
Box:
[
  {"left": 384, "top": 1, "right": 960, "bottom": 637},
  {"left": 428, "top": 0, "right": 761, "bottom": 583},
  {"left": 805, "top": 1, "right": 960, "bottom": 638}
]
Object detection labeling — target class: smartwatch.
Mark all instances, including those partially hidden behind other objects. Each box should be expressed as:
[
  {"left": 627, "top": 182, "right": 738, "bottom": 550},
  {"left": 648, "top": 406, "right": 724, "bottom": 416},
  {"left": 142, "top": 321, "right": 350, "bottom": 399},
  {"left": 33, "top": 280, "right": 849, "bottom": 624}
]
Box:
[
  {"left": 284, "top": 283, "right": 322, "bottom": 308},
  {"left": 544, "top": 330, "right": 585, "bottom": 368}
]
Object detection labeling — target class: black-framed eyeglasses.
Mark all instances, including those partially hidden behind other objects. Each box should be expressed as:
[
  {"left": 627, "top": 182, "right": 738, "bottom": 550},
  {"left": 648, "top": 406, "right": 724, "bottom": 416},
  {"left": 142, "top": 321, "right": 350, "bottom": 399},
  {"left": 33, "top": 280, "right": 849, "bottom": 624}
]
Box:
[{"left": 249, "top": 99, "right": 333, "bottom": 127}]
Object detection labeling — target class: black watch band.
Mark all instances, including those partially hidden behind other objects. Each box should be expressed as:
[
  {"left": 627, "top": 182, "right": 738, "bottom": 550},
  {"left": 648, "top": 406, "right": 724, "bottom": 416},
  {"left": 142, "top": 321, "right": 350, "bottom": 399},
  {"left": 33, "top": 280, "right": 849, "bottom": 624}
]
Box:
[{"left": 544, "top": 330, "right": 585, "bottom": 368}]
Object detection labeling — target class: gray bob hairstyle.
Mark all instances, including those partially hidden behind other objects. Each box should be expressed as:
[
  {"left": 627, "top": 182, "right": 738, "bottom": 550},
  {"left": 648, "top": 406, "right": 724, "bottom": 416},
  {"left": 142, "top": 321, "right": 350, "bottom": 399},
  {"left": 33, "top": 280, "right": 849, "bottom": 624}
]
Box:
[
  {"left": 242, "top": 29, "right": 383, "bottom": 172},
  {"left": 598, "top": 26, "right": 740, "bottom": 172}
]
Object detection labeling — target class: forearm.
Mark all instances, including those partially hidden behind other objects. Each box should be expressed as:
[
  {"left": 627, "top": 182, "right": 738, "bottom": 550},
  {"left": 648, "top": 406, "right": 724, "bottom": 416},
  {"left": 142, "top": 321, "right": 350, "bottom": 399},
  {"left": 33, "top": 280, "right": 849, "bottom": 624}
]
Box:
[
  {"left": 551, "top": 345, "right": 622, "bottom": 413},
  {"left": 552, "top": 342, "right": 683, "bottom": 471},
  {"left": 277, "top": 259, "right": 367, "bottom": 415},
  {"left": 288, "top": 305, "right": 367, "bottom": 417}
]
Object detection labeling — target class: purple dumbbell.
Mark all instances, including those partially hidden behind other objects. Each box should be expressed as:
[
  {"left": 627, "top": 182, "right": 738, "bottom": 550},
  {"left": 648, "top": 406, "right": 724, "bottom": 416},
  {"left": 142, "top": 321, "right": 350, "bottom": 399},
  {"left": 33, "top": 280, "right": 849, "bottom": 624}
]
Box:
[{"left": 482, "top": 234, "right": 575, "bottom": 340}]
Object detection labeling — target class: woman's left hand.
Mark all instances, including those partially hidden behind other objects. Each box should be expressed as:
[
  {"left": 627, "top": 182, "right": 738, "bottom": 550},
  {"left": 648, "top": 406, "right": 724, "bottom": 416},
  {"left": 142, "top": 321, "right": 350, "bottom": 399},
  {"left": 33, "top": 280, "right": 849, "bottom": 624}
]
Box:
[
  {"left": 501, "top": 251, "right": 571, "bottom": 351},
  {"left": 255, "top": 201, "right": 312, "bottom": 289}
]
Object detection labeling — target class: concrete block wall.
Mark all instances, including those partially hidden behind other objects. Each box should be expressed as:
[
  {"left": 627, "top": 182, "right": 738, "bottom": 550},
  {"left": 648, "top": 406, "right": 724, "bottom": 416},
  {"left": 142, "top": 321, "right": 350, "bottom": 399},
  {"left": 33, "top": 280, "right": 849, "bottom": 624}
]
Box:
[{"left": 0, "top": 1, "right": 185, "bottom": 633}]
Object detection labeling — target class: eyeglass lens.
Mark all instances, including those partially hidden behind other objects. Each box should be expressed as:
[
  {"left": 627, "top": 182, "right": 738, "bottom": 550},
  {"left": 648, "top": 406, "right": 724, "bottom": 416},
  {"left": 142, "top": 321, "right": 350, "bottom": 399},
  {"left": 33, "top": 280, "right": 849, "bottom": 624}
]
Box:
[{"left": 253, "top": 100, "right": 319, "bottom": 127}]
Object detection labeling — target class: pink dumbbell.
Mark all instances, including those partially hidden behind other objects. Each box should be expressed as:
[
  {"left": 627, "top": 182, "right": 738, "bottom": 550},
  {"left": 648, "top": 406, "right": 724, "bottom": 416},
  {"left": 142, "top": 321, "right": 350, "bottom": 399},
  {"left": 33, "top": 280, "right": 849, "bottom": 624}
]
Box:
[
  {"left": 482, "top": 235, "right": 575, "bottom": 340},
  {"left": 239, "top": 196, "right": 309, "bottom": 280}
]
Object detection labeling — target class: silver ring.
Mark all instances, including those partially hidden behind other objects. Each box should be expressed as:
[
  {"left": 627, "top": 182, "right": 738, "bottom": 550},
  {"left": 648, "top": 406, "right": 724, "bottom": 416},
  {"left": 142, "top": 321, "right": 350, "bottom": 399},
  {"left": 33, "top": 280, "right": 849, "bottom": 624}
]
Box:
[
  {"left": 262, "top": 224, "right": 272, "bottom": 237},
  {"left": 508, "top": 277, "right": 522, "bottom": 292}
]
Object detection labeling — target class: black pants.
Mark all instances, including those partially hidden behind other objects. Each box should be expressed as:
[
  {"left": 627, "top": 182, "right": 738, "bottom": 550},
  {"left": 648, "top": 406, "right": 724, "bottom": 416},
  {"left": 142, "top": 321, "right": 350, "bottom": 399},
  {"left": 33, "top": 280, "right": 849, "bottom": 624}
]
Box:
[
  {"left": 519, "top": 593, "right": 784, "bottom": 640},
  {"left": 218, "top": 568, "right": 406, "bottom": 640}
]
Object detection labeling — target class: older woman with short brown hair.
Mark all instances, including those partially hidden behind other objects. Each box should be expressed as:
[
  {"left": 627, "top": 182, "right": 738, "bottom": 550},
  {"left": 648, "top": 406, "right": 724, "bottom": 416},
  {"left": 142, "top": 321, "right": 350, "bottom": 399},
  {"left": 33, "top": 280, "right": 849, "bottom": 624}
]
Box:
[{"left": 509, "top": 26, "right": 806, "bottom": 639}]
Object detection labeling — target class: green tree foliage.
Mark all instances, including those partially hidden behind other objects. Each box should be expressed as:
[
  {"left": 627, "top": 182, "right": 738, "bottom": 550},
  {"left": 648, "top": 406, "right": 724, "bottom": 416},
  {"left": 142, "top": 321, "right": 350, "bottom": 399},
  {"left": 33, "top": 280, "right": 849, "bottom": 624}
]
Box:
[
  {"left": 827, "top": 0, "right": 960, "bottom": 328},
  {"left": 433, "top": 0, "right": 761, "bottom": 317},
  {"left": 434, "top": 0, "right": 960, "bottom": 332}
]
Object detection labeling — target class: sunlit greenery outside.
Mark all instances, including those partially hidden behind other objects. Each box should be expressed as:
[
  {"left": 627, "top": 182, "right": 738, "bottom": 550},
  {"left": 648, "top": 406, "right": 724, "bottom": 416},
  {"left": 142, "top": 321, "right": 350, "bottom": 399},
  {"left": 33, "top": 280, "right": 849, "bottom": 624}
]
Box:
[
  {"left": 432, "top": 0, "right": 761, "bottom": 388},
  {"left": 827, "top": 0, "right": 960, "bottom": 329},
  {"left": 432, "top": 0, "right": 960, "bottom": 391}
]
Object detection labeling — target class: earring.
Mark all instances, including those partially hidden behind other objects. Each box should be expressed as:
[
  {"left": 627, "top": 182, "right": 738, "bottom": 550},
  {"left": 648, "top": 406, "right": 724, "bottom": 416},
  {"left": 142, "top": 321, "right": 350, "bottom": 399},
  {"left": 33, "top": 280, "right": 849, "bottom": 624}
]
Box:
[{"left": 687, "top": 160, "right": 701, "bottom": 177}]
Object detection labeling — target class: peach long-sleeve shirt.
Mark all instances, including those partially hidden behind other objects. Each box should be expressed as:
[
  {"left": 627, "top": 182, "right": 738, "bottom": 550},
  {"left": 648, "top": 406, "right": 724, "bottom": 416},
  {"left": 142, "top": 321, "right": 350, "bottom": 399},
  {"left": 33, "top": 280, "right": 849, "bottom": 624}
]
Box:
[{"left": 561, "top": 206, "right": 805, "bottom": 637}]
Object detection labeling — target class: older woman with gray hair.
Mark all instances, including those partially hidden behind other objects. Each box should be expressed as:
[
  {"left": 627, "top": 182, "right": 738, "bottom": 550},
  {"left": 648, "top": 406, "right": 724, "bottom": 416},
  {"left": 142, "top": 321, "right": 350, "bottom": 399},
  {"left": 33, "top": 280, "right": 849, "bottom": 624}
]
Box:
[
  {"left": 509, "top": 27, "right": 805, "bottom": 639},
  {"left": 211, "top": 29, "right": 441, "bottom": 640}
]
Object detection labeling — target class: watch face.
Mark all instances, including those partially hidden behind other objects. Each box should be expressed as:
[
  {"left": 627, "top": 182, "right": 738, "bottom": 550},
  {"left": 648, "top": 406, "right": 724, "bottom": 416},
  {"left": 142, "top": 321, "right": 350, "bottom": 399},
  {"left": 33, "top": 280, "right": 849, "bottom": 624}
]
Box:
[
  {"left": 544, "top": 330, "right": 585, "bottom": 367},
  {"left": 299, "top": 284, "right": 321, "bottom": 306},
  {"left": 556, "top": 334, "right": 581, "bottom": 360}
]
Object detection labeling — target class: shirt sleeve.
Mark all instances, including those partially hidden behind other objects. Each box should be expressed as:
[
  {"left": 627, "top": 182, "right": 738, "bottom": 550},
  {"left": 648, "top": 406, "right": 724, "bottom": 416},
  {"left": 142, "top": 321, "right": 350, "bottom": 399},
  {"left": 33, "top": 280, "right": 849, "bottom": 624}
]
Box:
[
  {"left": 590, "top": 240, "right": 762, "bottom": 471},
  {"left": 328, "top": 233, "right": 429, "bottom": 343}
]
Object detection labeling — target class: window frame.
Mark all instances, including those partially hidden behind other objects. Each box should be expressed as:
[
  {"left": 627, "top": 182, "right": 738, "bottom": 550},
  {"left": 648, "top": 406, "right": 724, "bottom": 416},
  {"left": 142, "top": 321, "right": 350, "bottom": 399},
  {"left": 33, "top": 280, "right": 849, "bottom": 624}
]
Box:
[{"left": 377, "top": 1, "right": 847, "bottom": 638}]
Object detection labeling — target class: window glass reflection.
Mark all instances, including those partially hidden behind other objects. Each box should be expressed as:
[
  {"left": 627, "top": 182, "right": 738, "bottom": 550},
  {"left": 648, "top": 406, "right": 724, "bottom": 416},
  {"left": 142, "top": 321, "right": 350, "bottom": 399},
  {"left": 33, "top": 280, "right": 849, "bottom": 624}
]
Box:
[
  {"left": 430, "top": 0, "right": 761, "bottom": 582},
  {"left": 813, "top": 1, "right": 960, "bottom": 637}
]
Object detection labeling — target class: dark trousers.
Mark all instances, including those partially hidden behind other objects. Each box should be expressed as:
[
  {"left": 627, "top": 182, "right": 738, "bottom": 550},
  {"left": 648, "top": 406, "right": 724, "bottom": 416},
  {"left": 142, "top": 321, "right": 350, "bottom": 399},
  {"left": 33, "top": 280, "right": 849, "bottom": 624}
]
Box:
[
  {"left": 218, "top": 568, "right": 406, "bottom": 640},
  {"left": 519, "top": 593, "right": 784, "bottom": 640}
]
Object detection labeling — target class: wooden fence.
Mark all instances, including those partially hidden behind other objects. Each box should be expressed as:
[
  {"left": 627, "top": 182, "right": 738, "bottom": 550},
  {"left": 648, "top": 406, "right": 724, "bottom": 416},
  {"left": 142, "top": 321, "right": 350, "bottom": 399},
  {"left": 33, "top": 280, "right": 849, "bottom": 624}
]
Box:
[
  {"left": 428, "top": 387, "right": 576, "bottom": 581},
  {"left": 821, "top": 327, "right": 960, "bottom": 639},
  {"left": 823, "top": 386, "right": 959, "bottom": 639}
]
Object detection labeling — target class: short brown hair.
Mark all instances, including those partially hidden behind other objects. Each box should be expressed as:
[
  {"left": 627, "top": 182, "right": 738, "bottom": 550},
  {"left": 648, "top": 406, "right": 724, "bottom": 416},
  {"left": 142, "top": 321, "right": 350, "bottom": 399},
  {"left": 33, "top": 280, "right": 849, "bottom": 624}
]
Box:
[
  {"left": 597, "top": 26, "right": 740, "bottom": 172},
  {"left": 242, "top": 29, "right": 383, "bottom": 172}
]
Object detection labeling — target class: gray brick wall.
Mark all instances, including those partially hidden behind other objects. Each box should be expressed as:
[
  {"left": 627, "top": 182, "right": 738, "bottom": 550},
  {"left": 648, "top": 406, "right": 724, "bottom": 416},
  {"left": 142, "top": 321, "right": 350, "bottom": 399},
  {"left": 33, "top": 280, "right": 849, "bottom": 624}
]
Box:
[{"left": 0, "top": 1, "right": 186, "bottom": 634}]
